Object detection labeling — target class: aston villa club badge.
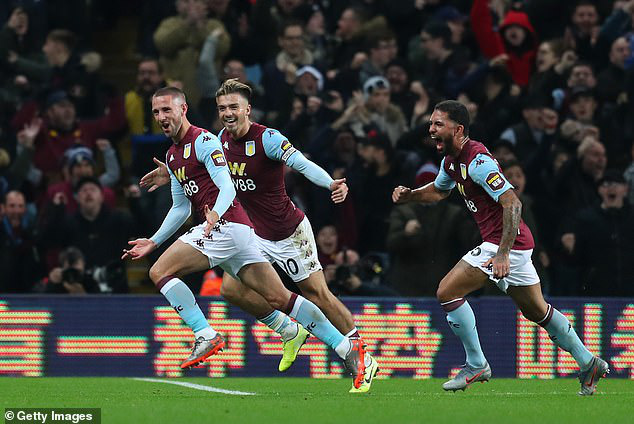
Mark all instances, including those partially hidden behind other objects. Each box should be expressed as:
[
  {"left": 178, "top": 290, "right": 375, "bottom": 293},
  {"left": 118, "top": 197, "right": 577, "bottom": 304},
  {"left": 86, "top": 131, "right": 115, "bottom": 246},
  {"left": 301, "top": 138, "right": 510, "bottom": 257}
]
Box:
[
  {"left": 460, "top": 163, "right": 467, "bottom": 180},
  {"left": 183, "top": 143, "right": 192, "bottom": 159},
  {"left": 245, "top": 140, "right": 255, "bottom": 157}
]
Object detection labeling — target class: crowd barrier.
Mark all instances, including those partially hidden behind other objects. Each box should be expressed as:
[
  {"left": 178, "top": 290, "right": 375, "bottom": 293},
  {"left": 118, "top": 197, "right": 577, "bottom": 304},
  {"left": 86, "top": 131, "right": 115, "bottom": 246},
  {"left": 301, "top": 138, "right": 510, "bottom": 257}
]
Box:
[{"left": 1, "top": 296, "right": 632, "bottom": 379}]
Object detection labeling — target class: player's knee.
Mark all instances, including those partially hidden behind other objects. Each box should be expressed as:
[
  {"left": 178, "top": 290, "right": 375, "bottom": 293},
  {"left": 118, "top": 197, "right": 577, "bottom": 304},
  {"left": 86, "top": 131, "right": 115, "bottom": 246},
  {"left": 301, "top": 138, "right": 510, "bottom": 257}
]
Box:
[
  {"left": 520, "top": 308, "right": 542, "bottom": 323},
  {"left": 262, "top": 291, "right": 289, "bottom": 311},
  {"left": 436, "top": 283, "right": 452, "bottom": 303},
  {"left": 148, "top": 264, "right": 164, "bottom": 285},
  {"left": 219, "top": 280, "right": 238, "bottom": 301},
  {"left": 300, "top": 284, "right": 329, "bottom": 305}
]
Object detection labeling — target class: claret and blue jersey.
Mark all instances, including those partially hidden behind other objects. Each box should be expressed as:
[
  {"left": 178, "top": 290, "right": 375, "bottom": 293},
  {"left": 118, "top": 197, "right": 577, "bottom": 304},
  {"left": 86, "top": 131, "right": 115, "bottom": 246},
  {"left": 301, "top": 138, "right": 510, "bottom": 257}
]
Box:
[
  {"left": 149, "top": 125, "right": 251, "bottom": 247},
  {"left": 219, "top": 123, "right": 334, "bottom": 241},
  {"left": 433, "top": 139, "right": 534, "bottom": 250}
]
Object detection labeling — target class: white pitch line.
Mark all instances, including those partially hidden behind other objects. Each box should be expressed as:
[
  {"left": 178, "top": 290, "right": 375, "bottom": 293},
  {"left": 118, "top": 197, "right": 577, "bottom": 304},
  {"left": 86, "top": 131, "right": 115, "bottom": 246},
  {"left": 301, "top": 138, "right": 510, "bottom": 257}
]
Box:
[{"left": 132, "top": 377, "right": 256, "bottom": 396}]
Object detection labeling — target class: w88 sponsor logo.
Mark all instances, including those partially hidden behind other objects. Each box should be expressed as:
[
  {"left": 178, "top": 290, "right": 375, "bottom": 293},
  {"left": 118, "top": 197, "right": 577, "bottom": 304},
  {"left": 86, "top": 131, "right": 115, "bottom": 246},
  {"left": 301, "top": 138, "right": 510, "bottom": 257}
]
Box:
[
  {"left": 233, "top": 178, "right": 257, "bottom": 192},
  {"left": 182, "top": 180, "right": 199, "bottom": 196}
]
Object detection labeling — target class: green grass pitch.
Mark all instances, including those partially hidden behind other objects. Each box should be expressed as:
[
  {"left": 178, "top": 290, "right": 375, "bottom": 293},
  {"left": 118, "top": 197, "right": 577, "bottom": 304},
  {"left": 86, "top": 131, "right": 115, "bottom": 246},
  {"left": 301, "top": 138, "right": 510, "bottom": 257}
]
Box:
[{"left": 1, "top": 377, "right": 633, "bottom": 424}]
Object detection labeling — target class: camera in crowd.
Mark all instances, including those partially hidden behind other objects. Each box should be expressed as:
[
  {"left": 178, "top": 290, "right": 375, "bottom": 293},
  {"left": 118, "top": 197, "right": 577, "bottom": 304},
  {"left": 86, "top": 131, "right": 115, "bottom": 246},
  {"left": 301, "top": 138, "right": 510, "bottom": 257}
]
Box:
[
  {"left": 59, "top": 247, "right": 125, "bottom": 293},
  {"left": 85, "top": 262, "right": 126, "bottom": 293},
  {"left": 332, "top": 249, "right": 386, "bottom": 288}
]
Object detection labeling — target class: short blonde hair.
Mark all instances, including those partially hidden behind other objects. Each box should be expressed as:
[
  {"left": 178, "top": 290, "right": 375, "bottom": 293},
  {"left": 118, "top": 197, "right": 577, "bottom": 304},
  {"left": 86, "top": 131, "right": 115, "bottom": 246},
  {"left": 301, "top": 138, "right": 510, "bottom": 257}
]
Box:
[
  {"left": 153, "top": 86, "right": 187, "bottom": 104},
  {"left": 215, "top": 78, "right": 252, "bottom": 101}
]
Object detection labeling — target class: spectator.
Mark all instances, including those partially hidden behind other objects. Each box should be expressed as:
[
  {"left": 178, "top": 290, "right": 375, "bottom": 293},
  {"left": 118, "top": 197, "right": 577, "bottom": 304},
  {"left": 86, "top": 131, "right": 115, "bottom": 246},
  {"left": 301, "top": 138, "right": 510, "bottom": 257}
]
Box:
[
  {"left": 354, "top": 130, "right": 414, "bottom": 254},
  {"left": 45, "top": 145, "right": 118, "bottom": 214},
  {"left": 11, "top": 29, "right": 101, "bottom": 118},
  {"left": 468, "top": 65, "right": 518, "bottom": 142},
  {"left": 327, "top": 248, "right": 398, "bottom": 297},
  {"left": 596, "top": 36, "right": 630, "bottom": 104},
  {"left": 562, "top": 170, "right": 634, "bottom": 296},
  {"left": 419, "top": 20, "right": 471, "bottom": 99},
  {"left": 38, "top": 246, "right": 100, "bottom": 294},
  {"left": 123, "top": 57, "right": 168, "bottom": 178},
  {"left": 11, "top": 90, "right": 125, "bottom": 188},
  {"left": 330, "top": 6, "right": 370, "bottom": 69},
  {"left": 0, "top": 6, "right": 41, "bottom": 106},
  {"left": 0, "top": 190, "right": 42, "bottom": 292},
  {"left": 333, "top": 77, "right": 407, "bottom": 145},
  {"left": 555, "top": 136, "right": 607, "bottom": 215},
  {"left": 527, "top": 39, "right": 568, "bottom": 98},
  {"left": 250, "top": 0, "right": 307, "bottom": 60},
  {"left": 384, "top": 59, "right": 416, "bottom": 123},
  {"left": 490, "top": 139, "right": 518, "bottom": 164},
  {"left": 564, "top": 1, "right": 600, "bottom": 62},
  {"left": 261, "top": 21, "right": 316, "bottom": 119},
  {"left": 499, "top": 95, "right": 547, "bottom": 158},
  {"left": 433, "top": 5, "right": 469, "bottom": 46},
  {"left": 386, "top": 165, "right": 477, "bottom": 296},
  {"left": 153, "top": 0, "right": 230, "bottom": 106},
  {"left": 567, "top": 61, "right": 597, "bottom": 89},
  {"left": 278, "top": 65, "right": 330, "bottom": 146},
  {"left": 470, "top": 0, "right": 538, "bottom": 87},
  {"left": 559, "top": 86, "right": 599, "bottom": 149},
  {"left": 43, "top": 176, "right": 142, "bottom": 293},
  {"left": 359, "top": 30, "right": 397, "bottom": 84},
  {"left": 316, "top": 223, "right": 338, "bottom": 269},
  {"left": 303, "top": 4, "right": 329, "bottom": 64}
]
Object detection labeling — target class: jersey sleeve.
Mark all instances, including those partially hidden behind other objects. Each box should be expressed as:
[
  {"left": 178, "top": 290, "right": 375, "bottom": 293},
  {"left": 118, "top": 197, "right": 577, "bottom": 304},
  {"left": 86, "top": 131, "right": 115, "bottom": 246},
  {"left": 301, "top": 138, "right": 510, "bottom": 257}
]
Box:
[
  {"left": 195, "top": 132, "right": 229, "bottom": 180},
  {"left": 149, "top": 170, "right": 191, "bottom": 246},
  {"left": 195, "top": 132, "right": 236, "bottom": 217},
  {"left": 262, "top": 128, "right": 333, "bottom": 189},
  {"left": 261, "top": 128, "right": 298, "bottom": 162},
  {"left": 468, "top": 153, "right": 513, "bottom": 201},
  {"left": 433, "top": 158, "right": 456, "bottom": 191}
]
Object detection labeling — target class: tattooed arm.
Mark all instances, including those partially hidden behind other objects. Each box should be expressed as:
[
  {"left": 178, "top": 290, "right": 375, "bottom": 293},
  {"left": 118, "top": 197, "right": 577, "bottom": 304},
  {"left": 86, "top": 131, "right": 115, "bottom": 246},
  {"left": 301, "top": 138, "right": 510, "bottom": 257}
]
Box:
[{"left": 485, "top": 190, "right": 522, "bottom": 278}]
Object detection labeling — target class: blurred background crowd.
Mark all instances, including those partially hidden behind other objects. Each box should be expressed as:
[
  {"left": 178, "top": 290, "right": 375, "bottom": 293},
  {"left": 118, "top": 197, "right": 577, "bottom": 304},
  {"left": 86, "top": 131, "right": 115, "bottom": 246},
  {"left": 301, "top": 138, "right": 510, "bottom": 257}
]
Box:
[{"left": 0, "top": 0, "right": 633, "bottom": 297}]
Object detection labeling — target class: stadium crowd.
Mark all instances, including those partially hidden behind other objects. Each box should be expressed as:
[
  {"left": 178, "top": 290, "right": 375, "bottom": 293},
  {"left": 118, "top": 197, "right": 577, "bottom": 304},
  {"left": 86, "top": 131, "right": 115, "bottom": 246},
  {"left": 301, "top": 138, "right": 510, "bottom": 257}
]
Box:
[{"left": 0, "top": 0, "right": 633, "bottom": 297}]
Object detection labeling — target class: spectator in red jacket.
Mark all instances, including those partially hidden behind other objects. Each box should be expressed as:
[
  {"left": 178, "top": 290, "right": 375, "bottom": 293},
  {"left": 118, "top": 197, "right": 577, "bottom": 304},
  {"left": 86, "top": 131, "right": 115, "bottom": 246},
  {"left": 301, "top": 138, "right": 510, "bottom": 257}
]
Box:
[{"left": 470, "top": 0, "right": 538, "bottom": 87}]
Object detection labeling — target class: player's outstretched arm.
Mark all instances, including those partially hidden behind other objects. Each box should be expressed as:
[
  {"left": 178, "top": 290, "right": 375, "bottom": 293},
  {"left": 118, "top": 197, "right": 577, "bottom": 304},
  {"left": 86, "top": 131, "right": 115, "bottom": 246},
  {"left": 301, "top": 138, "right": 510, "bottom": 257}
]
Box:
[
  {"left": 392, "top": 182, "right": 450, "bottom": 204},
  {"left": 140, "top": 157, "right": 170, "bottom": 192},
  {"left": 143, "top": 172, "right": 192, "bottom": 249},
  {"left": 262, "top": 129, "right": 347, "bottom": 203}
]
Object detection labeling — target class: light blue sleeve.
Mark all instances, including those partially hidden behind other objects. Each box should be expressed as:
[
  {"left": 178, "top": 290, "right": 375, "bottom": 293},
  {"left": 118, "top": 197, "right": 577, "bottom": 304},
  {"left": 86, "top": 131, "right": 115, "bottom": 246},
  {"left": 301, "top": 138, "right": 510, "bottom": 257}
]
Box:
[
  {"left": 433, "top": 158, "right": 456, "bottom": 191},
  {"left": 149, "top": 170, "right": 191, "bottom": 246},
  {"left": 262, "top": 128, "right": 333, "bottom": 189},
  {"left": 195, "top": 132, "right": 236, "bottom": 217},
  {"left": 468, "top": 153, "right": 513, "bottom": 202}
]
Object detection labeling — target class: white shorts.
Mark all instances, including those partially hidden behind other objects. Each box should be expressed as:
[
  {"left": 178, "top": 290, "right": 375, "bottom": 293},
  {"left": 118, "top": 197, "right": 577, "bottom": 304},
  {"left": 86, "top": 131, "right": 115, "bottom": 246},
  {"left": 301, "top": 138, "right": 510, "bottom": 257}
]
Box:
[
  {"left": 461, "top": 241, "right": 540, "bottom": 293},
  {"left": 179, "top": 222, "right": 267, "bottom": 279},
  {"left": 255, "top": 216, "right": 322, "bottom": 283}
]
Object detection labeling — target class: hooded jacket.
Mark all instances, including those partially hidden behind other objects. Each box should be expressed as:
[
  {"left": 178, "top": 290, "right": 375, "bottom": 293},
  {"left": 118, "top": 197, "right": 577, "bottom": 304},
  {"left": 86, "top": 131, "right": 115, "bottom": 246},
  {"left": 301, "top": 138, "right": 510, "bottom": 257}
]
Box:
[{"left": 471, "top": 0, "right": 537, "bottom": 87}]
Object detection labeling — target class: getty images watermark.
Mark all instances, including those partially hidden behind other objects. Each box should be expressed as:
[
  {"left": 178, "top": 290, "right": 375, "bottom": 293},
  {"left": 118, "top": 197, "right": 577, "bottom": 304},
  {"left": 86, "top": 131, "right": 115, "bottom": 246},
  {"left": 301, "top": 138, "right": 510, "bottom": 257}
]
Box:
[{"left": 4, "top": 409, "right": 100, "bottom": 424}]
